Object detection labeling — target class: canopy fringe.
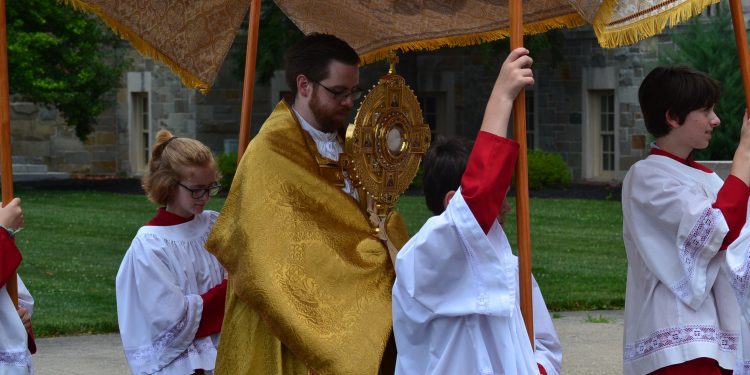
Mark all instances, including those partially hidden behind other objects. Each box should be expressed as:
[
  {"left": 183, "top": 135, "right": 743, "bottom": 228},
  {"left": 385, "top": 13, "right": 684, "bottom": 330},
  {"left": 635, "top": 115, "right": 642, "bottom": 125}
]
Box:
[
  {"left": 59, "top": 0, "right": 210, "bottom": 93},
  {"left": 594, "top": 0, "right": 722, "bottom": 48},
  {"left": 360, "top": 13, "right": 586, "bottom": 65}
]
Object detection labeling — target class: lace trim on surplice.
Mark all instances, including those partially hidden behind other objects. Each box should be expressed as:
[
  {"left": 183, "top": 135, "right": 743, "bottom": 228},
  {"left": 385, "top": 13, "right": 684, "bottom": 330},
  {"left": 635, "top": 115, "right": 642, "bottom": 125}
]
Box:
[
  {"left": 729, "top": 241, "right": 750, "bottom": 303},
  {"left": 124, "top": 303, "right": 192, "bottom": 364},
  {"left": 0, "top": 350, "right": 32, "bottom": 372},
  {"left": 624, "top": 324, "right": 737, "bottom": 362},
  {"left": 735, "top": 358, "right": 750, "bottom": 375},
  {"left": 669, "top": 208, "right": 721, "bottom": 302}
]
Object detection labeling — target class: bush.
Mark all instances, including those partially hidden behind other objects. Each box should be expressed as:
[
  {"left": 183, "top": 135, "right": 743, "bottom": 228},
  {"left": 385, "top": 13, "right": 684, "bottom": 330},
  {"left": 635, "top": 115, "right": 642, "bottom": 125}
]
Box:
[
  {"left": 217, "top": 152, "right": 238, "bottom": 191},
  {"left": 407, "top": 165, "right": 424, "bottom": 193},
  {"left": 527, "top": 150, "right": 571, "bottom": 190}
]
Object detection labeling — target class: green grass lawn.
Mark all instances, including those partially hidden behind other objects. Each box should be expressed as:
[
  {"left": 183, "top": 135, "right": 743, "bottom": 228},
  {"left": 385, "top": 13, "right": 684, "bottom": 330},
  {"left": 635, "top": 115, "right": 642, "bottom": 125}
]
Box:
[{"left": 12, "top": 188, "right": 625, "bottom": 336}]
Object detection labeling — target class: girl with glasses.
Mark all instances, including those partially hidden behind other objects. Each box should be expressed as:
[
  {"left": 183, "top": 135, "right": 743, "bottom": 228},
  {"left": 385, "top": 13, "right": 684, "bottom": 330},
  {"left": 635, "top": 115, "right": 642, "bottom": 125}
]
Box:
[{"left": 116, "top": 129, "right": 226, "bottom": 375}]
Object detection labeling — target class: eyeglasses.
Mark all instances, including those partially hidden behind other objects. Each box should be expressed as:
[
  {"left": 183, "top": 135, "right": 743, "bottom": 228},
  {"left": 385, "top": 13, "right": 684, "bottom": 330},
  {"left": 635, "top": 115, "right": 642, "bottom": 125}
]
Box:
[
  {"left": 177, "top": 182, "right": 222, "bottom": 199},
  {"left": 312, "top": 80, "right": 363, "bottom": 101}
]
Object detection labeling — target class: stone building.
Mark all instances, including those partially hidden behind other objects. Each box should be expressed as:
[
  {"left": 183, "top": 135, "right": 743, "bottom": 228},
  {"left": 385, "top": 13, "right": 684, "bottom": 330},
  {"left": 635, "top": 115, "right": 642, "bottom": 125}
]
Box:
[{"left": 7, "top": 3, "right": 744, "bottom": 182}]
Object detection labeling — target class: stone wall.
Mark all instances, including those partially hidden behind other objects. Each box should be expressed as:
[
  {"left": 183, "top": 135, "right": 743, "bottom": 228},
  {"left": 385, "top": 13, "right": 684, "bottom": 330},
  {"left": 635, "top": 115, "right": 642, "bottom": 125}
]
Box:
[
  {"left": 9, "top": 97, "right": 118, "bottom": 175},
  {"left": 531, "top": 27, "right": 665, "bottom": 180}
]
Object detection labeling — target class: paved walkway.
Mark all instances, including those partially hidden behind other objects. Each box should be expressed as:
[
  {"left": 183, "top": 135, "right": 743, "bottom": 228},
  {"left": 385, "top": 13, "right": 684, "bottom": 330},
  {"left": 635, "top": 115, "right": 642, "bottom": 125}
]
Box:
[{"left": 32, "top": 310, "right": 623, "bottom": 374}]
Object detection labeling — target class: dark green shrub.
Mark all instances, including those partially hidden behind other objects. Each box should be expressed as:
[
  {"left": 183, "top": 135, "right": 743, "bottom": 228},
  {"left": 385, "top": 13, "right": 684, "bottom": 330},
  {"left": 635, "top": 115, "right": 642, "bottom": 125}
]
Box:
[
  {"left": 217, "top": 153, "right": 238, "bottom": 191},
  {"left": 527, "top": 150, "right": 571, "bottom": 190},
  {"left": 407, "top": 165, "right": 424, "bottom": 193}
]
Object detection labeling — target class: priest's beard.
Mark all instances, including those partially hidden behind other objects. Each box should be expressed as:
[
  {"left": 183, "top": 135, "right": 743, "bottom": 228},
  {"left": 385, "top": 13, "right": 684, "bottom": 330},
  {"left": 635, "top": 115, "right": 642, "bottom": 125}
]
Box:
[{"left": 309, "top": 89, "right": 351, "bottom": 133}]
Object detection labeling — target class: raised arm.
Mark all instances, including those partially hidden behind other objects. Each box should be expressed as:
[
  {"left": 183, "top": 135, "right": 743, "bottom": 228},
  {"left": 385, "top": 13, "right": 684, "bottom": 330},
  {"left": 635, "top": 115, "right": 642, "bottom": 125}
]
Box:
[
  {"left": 715, "top": 111, "right": 750, "bottom": 248},
  {"left": 730, "top": 110, "right": 750, "bottom": 186},
  {"left": 462, "top": 48, "right": 534, "bottom": 233}
]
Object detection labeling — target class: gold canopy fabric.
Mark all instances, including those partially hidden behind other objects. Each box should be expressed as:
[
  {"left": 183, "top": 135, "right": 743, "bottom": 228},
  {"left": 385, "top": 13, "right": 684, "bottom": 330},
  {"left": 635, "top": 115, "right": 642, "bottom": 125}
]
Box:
[
  {"left": 593, "top": 0, "right": 722, "bottom": 47},
  {"left": 60, "top": 0, "right": 249, "bottom": 92},
  {"left": 61, "top": 0, "right": 719, "bottom": 91},
  {"left": 206, "top": 100, "right": 409, "bottom": 374},
  {"left": 275, "top": 0, "right": 720, "bottom": 63}
]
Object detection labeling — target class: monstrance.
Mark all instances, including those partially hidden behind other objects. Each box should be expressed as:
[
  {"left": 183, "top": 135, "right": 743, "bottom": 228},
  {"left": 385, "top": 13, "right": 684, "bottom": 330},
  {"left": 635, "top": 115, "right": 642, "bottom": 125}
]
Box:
[{"left": 342, "top": 53, "right": 431, "bottom": 263}]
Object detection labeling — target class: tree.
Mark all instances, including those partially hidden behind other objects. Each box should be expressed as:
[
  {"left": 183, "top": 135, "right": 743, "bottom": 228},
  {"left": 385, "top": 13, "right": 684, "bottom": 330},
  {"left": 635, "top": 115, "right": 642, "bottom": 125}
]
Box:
[
  {"left": 231, "top": 1, "right": 303, "bottom": 85},
  {"left": 7, "top": 0, "right": 128, "bottom": 140},
  {"left": 662, "top": 1, "right": 742, "bottom": 160}
]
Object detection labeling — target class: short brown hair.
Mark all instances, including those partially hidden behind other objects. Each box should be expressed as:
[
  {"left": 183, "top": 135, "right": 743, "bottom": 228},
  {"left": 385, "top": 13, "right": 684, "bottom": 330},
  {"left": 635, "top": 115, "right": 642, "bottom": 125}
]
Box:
[
  {"left": 141, "top": 129, "right": 219, "bottom": 206},
  {"left": 639, "top": 66, "right": 720, "bottom": 138},
  {"left": 284, "top": 33, "right": 360, "bottom": 99},
  {"left": 422, "top": 136, "right": 473, "bottom": 216}
]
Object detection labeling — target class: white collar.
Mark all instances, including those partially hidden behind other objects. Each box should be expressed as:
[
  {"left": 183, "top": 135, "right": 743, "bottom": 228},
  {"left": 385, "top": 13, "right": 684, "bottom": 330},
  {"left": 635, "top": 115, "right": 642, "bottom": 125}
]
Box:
[{"left": 293, "top": 108, "right": 338, "bottom": 143}]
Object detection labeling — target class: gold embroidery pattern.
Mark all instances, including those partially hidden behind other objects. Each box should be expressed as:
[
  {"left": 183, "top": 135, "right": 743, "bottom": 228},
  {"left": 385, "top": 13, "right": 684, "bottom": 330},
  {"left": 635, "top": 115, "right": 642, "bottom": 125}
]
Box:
[
  {"left": 208, "top": 101, "right": 406, "bottom": 374},
  {"left": 61, "top": 0, "right": 248, "bottom": 91}
]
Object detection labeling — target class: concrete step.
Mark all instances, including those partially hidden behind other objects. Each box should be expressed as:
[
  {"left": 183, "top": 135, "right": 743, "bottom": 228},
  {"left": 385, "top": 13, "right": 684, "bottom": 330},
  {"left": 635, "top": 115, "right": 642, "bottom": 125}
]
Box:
[
  {"left": 4, "top": 160, "right": 71, "bottom": 182},
  {"left": 12, "top": 164, "right": 48, "bottom": 173},
  {"left": 12, "top": 171, "right": 70, "bottom": 182},
  {"left": 11, "top": 156, "right": 44, "bottom": 165}
]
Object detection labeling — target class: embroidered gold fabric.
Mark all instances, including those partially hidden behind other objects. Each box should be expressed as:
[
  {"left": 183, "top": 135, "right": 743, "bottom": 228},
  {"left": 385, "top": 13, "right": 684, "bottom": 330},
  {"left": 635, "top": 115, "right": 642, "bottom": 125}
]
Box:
[
  {"left": 274, "top": 0, "right": 717, "bottom": 61},
  {"left": 64, "top": 0, "right": 717, "bottom": 92},
  {"left": 206, "top": 100, "right": 408, "bottom": 375},
  {"left": 61, "top": 0, "right": 248, "bottom": 91}
]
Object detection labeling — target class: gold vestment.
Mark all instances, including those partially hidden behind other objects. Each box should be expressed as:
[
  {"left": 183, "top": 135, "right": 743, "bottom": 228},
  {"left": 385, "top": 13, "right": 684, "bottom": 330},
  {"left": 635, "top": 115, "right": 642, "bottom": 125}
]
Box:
[{"left": 206, "top": 100, "right": 407, "bottom": 375}]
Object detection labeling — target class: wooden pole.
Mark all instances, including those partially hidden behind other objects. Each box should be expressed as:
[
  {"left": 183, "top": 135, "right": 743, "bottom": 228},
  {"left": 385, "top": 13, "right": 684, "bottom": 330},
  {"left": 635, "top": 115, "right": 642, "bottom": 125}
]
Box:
[
  {"left": 510, "top": 0, "right": 534, "bottom": 346},
  {"left": 730, "top": 0, "right": 750, "bottom": 111},
  {"left": 0, "top": 0, "right": 18, "bottom": 308},
  {"left": 237, "top": 0, "right": 262, "bottom": 162}
]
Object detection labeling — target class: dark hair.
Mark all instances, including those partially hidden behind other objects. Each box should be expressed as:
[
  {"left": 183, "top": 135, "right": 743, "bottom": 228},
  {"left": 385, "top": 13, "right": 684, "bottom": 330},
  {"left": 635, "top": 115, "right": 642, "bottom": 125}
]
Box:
[
  {"left": 284, "top": 33, "right": 360, "bottom": 98},
  {"left": 638, "top": 66, "right": 720, "bottom": 138},
  {"left": 422, "top": 136, "right": 473, "bottom": 215},
  {"left": 141, "top": 129, "right": 219, "bottom": 206}
]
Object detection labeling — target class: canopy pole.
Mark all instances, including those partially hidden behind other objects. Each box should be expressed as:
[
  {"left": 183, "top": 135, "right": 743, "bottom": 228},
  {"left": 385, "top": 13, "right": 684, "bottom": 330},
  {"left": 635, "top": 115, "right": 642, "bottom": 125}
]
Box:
[
  {"left": 509, "top": 0, "right": 534, "bottom": 347},
  {"left": 730, "top": 0, "right": 750, "bottom": 111},
  {"left": 0, "top": 0, "right": 18, "bottom": 308},
  {"left": 237, "top": 0, "right": 262, "bottom": 162}
]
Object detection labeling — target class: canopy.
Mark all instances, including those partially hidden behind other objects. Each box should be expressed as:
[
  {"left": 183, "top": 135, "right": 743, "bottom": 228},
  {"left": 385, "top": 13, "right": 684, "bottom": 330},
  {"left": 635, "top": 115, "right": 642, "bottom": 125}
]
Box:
[
  {"left": 276, "top": 0, "right": 720, "bottom": 63},
  {"left": 53, "top": 0, "right": 722, "bottom": 91},
  {"left": 60, "top": 0, "right": 250, "bottom": 92}
]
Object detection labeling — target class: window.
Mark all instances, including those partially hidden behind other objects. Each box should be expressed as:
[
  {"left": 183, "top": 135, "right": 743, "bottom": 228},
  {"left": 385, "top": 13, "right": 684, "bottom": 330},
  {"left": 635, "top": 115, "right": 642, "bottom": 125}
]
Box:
[
  {"left": 599, "top": 93, "right": 615, "bottom": 172},
  {"left": 588, "top": 90, "right": 617, "bottom": 178},
  {"left": 131, "top": 92, "right": 150, "bottom": 173}
]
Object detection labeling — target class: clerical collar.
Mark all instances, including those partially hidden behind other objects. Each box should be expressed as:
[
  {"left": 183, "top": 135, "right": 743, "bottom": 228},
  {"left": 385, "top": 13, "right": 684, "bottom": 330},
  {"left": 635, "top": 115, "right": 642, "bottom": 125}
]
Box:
[
  {"left": 292, "top": 108, "right": 338, "bottom": 143},
  {"left": 649, "top": 144, "right": 712, "bottom": 173}
]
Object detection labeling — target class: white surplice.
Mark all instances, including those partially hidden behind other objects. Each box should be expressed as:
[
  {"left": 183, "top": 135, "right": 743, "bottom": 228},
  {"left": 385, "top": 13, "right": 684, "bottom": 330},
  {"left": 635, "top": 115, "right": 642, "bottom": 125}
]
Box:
[
  {"left": 0, "top": 276, "right": 33, "bottom": 375},
  {"left": 393, "top": 189, "right": 561, "bottom": 375},
  {"left": 116, "top": 210, "right": 225, "bottom": 375},
  {"left": 17, "top": 277, "right": 33, "bottom": 318},
  {"left": 724, "top": 203, "right": 750, "bottom": 374},
  {"left": 622, "top": 154, "right": 739, "bottom": 374}
]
